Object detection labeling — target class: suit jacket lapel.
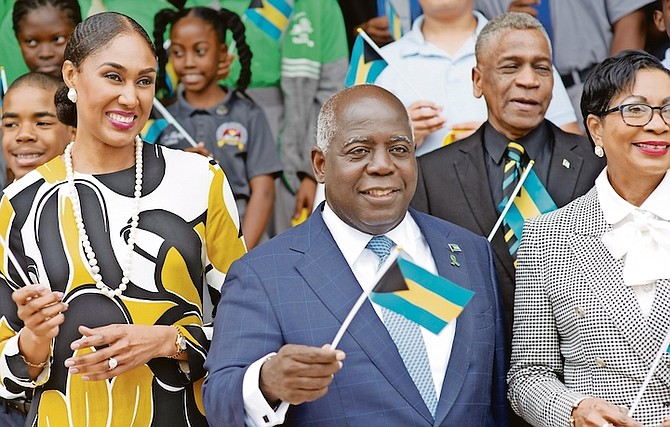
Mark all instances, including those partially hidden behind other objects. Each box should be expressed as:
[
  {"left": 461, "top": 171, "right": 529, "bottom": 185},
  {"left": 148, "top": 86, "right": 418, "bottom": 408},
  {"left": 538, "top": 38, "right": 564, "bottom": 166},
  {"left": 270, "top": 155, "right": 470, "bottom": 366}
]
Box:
[
  {"left": 453, "top": 132, "right": 516, "bottom": 289},
  {"left": 547, "top": 124, "right": 585, "bottom": 207},
  {"left": 645, "top": 279, "right": 670, "bottom": 389},
  {"left": 453, "top": 128, "right": 499, "bottom": 236},
  {"left": 291, "top": 210, "right": 434, "bottom": 423},
  {"left": 412, "top": 212, "right": 474, "bottom": 426},
  {"left": 569, "top": 192, "right": 656, "bottom": 370}
]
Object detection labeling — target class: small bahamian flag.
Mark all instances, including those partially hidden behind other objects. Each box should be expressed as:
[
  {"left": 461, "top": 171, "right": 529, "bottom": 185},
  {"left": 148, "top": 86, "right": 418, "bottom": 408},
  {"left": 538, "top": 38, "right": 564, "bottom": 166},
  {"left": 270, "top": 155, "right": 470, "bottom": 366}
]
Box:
[
  {"left": 385, "top": 0, "right": 404, "bottom": 41},
  {"left": 245, "top": 0, "right": 293, "bottom": 41},
  {"left": 162, "top": 60, "right": 179, "bottom": 101},
  {"left": 345, "top": 33, "right": 388, "bottom": 87},
  {"left": 141, "top": 118, "right": 169, "bottom": 144},
  {"left": 370, "top": 256, "right": 474, "bottom": 334}
]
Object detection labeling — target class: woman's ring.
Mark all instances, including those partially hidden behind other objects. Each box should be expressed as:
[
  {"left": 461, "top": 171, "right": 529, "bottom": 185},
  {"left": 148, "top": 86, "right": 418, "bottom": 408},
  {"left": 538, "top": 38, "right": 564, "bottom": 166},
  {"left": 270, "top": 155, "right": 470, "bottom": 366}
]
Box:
[
  {"left": 108, "top": 357, "right": 118, "bottom": 371},
  {"left": 601, "top": 422, "right": 612, "bottom": 427}
]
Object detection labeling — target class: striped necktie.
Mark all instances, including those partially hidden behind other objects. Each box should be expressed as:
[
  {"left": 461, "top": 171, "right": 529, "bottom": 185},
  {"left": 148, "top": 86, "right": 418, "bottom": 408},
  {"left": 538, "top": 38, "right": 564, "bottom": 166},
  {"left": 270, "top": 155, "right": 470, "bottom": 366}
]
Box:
[
  {"left": 366, "top": 236, "right": 438, "bottom": 418},
  {"left": 499, "top": 142, "right": 557, "bottom": 259}
]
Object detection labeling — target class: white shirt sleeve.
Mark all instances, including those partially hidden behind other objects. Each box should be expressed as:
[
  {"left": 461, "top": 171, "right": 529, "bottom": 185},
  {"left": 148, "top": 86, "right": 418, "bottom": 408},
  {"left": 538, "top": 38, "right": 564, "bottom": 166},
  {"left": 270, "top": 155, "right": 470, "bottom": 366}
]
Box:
[
  {"left": 242, "top": 352, "right": 290, "bottom": 427},
  {"left": 545, "top": 68, "right": 578, "bottom": 126}
]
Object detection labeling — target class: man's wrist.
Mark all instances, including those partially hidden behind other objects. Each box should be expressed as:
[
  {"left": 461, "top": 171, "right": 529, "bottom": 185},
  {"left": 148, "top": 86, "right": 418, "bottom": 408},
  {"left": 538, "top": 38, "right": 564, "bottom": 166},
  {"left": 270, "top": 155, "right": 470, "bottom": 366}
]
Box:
[{"left": 259, "top": 354, "right": 281, "bottom": 407}]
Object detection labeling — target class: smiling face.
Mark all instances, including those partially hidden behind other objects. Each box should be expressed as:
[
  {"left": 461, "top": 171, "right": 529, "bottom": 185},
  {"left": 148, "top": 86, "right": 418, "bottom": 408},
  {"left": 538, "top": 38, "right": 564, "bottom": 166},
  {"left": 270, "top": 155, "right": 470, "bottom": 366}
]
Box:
[
  {"left": 16, "top": 5, "right": 75, "bottom": 77},
  {"left": 169, "top": 15, "right": 226, "bottom": 96},
  {"left": 587, "top": 69, "right": 670, "bottom": 194},
  {"left": 1, "top": 85, "right": 72, "bottom": 179},
  {"left": 62, "top": 32, "right": 156, "bottom": 151},
  {"left": 312, "top": 86, "right": 417, "bottom": 235},
  {"left": 473, "top": 28, "right": 553, "bottom": 140}
]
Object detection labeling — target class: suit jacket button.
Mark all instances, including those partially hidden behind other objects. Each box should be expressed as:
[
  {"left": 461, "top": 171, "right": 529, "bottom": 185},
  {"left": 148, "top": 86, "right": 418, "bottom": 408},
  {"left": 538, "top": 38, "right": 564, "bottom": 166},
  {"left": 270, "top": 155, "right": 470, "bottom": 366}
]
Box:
[
  {"left": 595, "top": 357, "right": 606, "bottom": 368},
  {"left": 575, "top": 307, "right": 586, "bottom": 318}
]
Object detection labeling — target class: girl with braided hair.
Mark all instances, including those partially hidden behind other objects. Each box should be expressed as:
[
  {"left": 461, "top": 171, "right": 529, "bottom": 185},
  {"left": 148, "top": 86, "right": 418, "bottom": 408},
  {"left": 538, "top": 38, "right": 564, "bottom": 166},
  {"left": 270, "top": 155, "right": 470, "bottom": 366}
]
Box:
[
  {"left": 12, "top": 0, "right": 81, "bottom": 79},
  {"left": 154, "top": 6, "right": 281, "bottom": 249}
]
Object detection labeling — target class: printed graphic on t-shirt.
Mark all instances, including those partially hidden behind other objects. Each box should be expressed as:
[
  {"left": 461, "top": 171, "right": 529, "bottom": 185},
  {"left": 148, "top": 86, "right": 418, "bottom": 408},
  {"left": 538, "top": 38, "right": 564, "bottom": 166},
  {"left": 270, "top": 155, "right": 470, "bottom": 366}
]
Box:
[
  {"left": 290, "top": 12, "right": 314, "bottom": 48},
  {"left": 217, "top": 122, "right": 248, "bottom": 151}
]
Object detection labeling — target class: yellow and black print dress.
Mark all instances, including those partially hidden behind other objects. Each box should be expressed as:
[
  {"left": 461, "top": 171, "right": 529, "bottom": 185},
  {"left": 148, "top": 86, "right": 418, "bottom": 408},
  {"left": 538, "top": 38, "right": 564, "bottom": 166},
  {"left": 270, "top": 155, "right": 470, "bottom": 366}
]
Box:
[{"left": 0, "top": 144, "right": 246, "bottom": 426}]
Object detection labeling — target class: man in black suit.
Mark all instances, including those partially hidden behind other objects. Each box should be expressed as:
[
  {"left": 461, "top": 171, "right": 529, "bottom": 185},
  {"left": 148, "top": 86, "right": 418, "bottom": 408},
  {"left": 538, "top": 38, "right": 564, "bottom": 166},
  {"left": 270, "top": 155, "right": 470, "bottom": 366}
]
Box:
[{"left": 411, "top": 12, "right": 605, "bottom": 334}]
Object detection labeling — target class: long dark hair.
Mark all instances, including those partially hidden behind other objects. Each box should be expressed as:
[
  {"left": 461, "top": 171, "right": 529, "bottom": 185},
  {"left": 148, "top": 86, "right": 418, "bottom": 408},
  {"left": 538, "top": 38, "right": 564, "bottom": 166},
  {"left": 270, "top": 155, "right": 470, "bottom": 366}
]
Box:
[
  {"left": 54, "top": 12, "right": 156, "bottom": 127},
  {"left": 153, "top": 6, "right": 252, "bottom": 99}
]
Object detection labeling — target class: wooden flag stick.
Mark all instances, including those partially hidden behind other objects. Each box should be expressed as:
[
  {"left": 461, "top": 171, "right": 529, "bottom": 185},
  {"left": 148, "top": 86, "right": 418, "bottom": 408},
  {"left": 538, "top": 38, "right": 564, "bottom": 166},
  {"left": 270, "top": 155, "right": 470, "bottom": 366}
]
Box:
[
  {"left": 628, "top": 327, "right": 670, "bottom": 417},
  {"left": 330, "top": 249, "right": 400, "bottom": 349},
  {"left": 152, "top": 98, "right": 198, "bottom": 148},
  {"left": 0, "top": 234, "right": 32, "bottom": 286},
  {"left": 487, "top": 160, "right": 535, "bottom": 242},
  {"left": 0, "top": 67, "right": 8, "bottom": 95}
]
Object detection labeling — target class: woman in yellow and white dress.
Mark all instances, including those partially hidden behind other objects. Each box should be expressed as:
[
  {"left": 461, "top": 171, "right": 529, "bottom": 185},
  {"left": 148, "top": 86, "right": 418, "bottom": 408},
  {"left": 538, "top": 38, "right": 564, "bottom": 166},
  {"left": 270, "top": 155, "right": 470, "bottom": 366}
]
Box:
[{"left": 0, "top": 11, "right": 246, "bottom": 426}]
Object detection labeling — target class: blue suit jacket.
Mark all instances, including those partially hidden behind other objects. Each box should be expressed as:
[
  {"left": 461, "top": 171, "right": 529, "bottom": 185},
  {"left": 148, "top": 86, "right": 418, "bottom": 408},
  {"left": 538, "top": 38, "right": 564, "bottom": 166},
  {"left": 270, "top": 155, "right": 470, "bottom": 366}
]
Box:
[{"left": 203, "top": 206, "right": 508, "bottom": 426}]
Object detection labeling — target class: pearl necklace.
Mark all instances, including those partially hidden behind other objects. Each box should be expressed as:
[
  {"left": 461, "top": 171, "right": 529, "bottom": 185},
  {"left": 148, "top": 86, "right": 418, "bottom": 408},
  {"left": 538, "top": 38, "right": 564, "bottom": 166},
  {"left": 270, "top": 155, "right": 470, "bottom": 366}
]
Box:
[{"left": 63, "top": 135, "right": 143, "bottom": 298}]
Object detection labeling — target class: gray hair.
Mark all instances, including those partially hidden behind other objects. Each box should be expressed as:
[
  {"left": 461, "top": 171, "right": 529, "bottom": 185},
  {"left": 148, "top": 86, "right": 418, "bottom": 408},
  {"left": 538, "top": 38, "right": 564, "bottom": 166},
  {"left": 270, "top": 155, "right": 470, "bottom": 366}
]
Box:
[
  {"left": 475, "top": 12, "right": 552, "bottom": 59},
  {"left": 316, "top": 92, "right": 338, "bottom": 153},
  {"left": 315, "top": 85, "right": 414, "bottom": 153}
]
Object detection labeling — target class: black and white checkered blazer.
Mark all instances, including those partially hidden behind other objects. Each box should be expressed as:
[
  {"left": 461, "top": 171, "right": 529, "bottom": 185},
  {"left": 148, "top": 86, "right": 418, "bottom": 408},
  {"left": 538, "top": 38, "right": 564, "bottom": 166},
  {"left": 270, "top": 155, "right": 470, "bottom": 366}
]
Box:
[{"left": 507, "top": 187, "right": 670, "bottom": 427}]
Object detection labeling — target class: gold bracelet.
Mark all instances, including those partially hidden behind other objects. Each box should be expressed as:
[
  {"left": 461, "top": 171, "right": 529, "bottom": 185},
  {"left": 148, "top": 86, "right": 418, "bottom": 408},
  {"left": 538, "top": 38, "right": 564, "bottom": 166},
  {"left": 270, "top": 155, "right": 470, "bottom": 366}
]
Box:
[
  {"left": 168, "top": 326, "right": 187, "bottom": 359},
  {"left": 20, "top": 354, "right": 48, "bottom": 369}
]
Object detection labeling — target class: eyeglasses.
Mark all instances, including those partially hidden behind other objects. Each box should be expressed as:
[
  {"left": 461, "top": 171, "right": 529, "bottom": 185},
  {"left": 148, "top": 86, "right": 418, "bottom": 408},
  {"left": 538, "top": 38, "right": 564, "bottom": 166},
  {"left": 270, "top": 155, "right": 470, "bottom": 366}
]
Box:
[{"left": 599, "top": 103, "right": 670, "bottom": 127}]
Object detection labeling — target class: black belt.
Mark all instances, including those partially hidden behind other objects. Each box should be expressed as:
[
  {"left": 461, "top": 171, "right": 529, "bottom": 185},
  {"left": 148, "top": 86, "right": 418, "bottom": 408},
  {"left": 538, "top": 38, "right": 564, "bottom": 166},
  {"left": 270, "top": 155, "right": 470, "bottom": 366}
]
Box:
[
  {"left": 560, "top": 64, "right": 596, "bottom": 88},
  {"left": 1, "top": 397, "right": 30, "bottom": 415}
]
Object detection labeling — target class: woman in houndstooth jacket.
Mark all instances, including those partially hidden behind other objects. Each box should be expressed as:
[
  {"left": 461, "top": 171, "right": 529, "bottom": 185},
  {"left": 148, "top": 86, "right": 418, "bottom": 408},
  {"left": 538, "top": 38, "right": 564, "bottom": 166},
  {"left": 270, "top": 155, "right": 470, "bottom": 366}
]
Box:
[{"left": 508, "top": 50, "right": 670, "bottom": 427}]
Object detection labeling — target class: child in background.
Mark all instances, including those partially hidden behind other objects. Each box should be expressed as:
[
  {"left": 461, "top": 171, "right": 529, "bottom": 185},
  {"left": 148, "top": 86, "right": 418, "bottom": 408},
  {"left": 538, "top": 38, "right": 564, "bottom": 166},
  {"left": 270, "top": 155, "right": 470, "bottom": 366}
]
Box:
[
  {"left": 12, "top": 0, "right": 81, "bottom": 79},
  {"left": 0, "top": 71, "right": 72, "bottom": 426},
  {"left": 2, "top": 72, "right": 73, "bottom": 183},
  {"left": 154, "top": 7, "right": 282, "bottom": 249}
]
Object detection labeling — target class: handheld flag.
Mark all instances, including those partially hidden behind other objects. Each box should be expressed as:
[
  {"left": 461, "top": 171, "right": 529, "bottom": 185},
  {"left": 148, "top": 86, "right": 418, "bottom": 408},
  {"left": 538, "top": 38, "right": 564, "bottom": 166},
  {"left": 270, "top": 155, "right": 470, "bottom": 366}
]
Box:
[
  {"left": 331, "top": 249, "right": 473, "bottom": 348},
  {"left": 386, "top": 0, "right": 404, "bottom": 41},
  {"left": 245, "top": 0, "right": 293, "bottom": 41},
  {"left": 0, "top": 66, "right": 7, "bottom": 111},
  {"left": 162, "top": 60, "right": 179, "bottom": 101},
  {"left": 151, "top": 98, "right": 198, "bottom": 148},
  {"left": 488, "top": 160, "right": 535, "bottom": 242},
  {"left": 370, "top": 256, "right": 474, "bottom": 334},
  {"left": 345, "top": 32, "right": 388, "bottom": 87},
  {"left": 141, "top": 118, "right": 169, "bottom": 144}
]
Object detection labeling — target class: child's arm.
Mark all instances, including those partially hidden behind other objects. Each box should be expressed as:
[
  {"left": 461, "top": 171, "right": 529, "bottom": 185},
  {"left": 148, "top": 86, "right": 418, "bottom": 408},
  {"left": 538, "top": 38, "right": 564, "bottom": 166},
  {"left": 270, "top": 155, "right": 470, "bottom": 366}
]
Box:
[{"left": 241, "top": 174, "right": 275, "bottom": 249}]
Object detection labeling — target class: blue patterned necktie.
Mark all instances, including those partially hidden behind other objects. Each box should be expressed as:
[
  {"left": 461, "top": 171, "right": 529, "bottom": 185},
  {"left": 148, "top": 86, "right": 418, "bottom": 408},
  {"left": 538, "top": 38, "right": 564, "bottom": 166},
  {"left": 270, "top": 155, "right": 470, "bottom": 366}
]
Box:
[{"left": 366, "top": 235, "right": 438, "bottom": 417}]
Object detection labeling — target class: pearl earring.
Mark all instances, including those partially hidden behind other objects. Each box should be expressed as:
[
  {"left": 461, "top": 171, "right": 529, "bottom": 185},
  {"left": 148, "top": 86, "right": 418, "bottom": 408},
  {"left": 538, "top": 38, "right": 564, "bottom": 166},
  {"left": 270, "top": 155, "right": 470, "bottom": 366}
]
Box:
[
  {"left": 67, "top": 87, "right": 78, "bottom": 103},
  {"left": 594, "top": 145, "right": 604, "bottom": 158}
]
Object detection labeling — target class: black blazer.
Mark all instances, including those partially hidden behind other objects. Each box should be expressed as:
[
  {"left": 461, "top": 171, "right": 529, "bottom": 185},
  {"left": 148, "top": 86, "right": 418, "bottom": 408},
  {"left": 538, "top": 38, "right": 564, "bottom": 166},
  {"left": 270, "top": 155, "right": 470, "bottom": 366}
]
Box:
[{"left": 411, "top": 120, "right": 606, "bottom": 332}]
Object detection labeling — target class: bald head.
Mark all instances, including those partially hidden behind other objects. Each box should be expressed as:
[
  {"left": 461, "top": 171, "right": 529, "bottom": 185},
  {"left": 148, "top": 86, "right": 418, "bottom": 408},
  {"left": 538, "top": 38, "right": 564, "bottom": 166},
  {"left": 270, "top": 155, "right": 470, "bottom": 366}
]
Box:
[
  {"left": 311, "top": 84, "right": 417, "bottom": 235},
  {"left": 316, "top": 85, "right": 413, "bottom": 153}
]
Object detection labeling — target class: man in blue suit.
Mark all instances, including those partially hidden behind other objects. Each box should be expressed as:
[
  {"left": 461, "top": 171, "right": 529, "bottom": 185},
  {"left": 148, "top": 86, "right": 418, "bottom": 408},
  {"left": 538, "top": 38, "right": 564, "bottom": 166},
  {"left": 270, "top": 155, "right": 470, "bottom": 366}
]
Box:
[{"left": 203, "top": 84, "right": 508, "bottom": 426}]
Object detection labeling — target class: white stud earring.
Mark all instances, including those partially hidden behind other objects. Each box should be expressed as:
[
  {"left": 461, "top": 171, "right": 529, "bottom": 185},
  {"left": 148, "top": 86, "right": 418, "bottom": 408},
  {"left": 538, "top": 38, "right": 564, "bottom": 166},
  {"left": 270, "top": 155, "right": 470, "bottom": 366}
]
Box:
[
  {"left": 594, "top": 145, "right": 604, "bottom": 158},
  {"left": 67, "top": 87, "right": 78, "bottom": 103}
]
